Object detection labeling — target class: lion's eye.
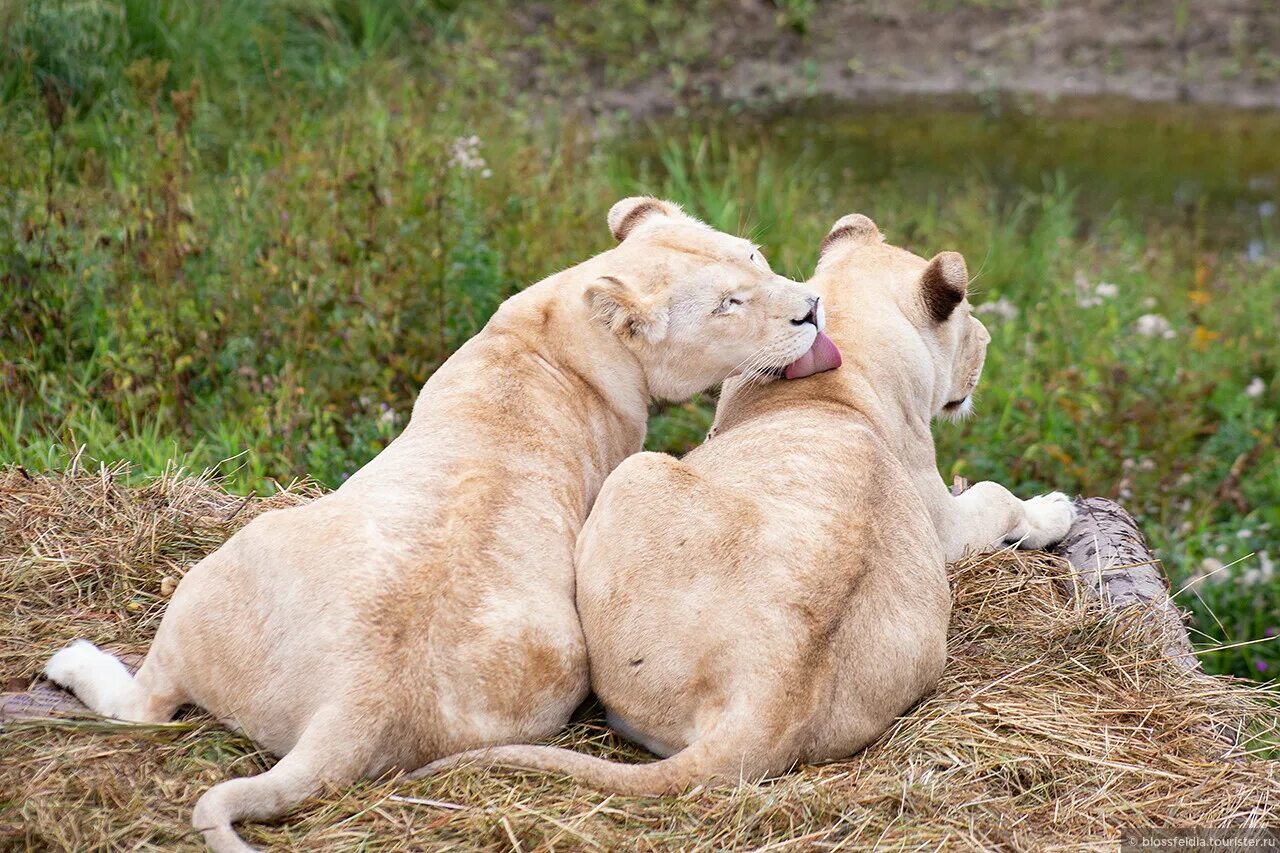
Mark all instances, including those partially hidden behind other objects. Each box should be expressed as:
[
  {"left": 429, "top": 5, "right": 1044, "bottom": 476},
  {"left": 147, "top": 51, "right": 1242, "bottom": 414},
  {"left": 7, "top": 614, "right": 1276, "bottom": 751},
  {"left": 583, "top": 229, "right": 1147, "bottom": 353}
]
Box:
[{"left": 714, "top": 296, "right": 744, "bottom": 315}]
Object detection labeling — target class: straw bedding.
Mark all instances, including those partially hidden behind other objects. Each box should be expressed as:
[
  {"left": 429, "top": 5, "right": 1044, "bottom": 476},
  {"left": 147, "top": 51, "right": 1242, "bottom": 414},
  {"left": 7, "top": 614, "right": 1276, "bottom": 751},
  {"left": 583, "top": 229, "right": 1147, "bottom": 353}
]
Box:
[{"left": 2, "top": 462, "right": 1277, "bottom": 851}]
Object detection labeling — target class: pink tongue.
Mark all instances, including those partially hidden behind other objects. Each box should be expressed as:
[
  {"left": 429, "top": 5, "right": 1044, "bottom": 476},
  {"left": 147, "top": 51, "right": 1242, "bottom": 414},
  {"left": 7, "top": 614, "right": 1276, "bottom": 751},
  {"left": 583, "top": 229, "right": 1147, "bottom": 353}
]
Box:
[{"left": 783, "top": 331, "right": 843, "bottom": 380}]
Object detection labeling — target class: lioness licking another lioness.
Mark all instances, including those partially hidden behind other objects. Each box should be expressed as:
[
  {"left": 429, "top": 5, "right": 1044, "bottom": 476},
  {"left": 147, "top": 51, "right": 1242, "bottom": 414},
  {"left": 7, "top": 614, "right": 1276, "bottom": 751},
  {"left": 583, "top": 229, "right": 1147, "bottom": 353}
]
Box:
[
  {"left": 419, "top": 213, "right": 1076, "bottom": 792},
  {"left": 44, "top": 197, "right": 838, "bottom": 851}
]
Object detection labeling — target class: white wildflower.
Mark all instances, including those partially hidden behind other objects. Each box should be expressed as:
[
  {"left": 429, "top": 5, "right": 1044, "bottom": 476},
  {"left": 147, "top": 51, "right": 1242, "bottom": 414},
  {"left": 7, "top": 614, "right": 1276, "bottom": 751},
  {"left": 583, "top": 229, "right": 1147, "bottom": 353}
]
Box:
[
  {"left": 1198, "top": 557, "right": 1227, "bottom": 585},
  {"left": 1133, "top": 314, "right": 1175, "bottom": 339},
  {"left": 1138, "top": 458, "right": 1156, "bottom": 472},
  {"left": 1073, "top": 273, "right": 1117, "bottom": 306},
  {"left": 1243, "top": 567, "right": 1264, "bottom": 587},
  {"left": 975, "top": 298, "right": 1019, "bottom": 321},
  {"left": 1239, "top": 529, "right": 1253, "bottom": 539},
  {"left": 449, "top": 135, "right": 487, "bottom": 172},
  {"left": 1142, "top": 297, "right": 1157, "bottom": 308},
  {"left": 1245, "top": 376, "right": 1266, "bottom": 398}
]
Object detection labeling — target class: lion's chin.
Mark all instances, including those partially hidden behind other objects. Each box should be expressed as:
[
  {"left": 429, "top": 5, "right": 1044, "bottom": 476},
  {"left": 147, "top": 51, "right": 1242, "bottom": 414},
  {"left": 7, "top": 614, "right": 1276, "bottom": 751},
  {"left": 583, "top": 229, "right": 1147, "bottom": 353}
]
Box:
[{"left": 941, "top": 395, "right": 974, "bottom": 421}]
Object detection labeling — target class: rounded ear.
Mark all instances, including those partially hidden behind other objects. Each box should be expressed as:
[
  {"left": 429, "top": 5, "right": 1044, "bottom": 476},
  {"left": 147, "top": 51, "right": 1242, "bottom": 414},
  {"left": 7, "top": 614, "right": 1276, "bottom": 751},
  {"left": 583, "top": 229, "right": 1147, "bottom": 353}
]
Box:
[
  {"left": 607, "top": 196, "right": 677, "bottom": 242},
  {"left": 584, "top": 275, "right": 669, "bottom": 342},
  {"left": 919, "top": 251, "right": 968, "bottom": 323},
  {"left": 819, "top": 213, "right": 882, "bottom": 258}
]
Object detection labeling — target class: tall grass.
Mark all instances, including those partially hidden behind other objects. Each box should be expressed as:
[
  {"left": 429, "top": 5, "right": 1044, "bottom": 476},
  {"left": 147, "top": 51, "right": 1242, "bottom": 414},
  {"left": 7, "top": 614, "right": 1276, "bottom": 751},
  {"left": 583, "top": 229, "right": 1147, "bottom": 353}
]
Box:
[{"left": 1, "top": 0, "right": 1276, "bottom": 680}]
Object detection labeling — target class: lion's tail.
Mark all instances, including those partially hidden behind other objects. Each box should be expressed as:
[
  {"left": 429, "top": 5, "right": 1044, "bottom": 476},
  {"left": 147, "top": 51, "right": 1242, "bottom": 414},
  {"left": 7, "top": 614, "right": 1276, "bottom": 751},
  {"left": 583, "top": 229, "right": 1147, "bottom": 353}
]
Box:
[
  {"left": 406, "top": 709, "right": 760, "bottom": 797},
  {"left": 192, "top": 704, "right": 374, "bottom": 853}
]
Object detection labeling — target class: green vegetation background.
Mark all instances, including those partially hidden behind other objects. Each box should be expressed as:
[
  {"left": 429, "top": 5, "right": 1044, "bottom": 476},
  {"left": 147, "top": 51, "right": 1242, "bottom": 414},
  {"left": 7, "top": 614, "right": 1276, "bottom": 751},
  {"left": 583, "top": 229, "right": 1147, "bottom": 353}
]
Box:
[{"left": 2, "top": 0, "right": 1277, "bottom": 679}]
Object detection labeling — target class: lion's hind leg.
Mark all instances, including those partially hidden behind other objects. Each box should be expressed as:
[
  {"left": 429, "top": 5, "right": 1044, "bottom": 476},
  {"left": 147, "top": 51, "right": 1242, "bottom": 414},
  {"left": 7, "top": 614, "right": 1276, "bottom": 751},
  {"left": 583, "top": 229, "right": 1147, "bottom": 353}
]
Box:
[{"left": 44, "top": 640, "right": 186, "bottom": 723}]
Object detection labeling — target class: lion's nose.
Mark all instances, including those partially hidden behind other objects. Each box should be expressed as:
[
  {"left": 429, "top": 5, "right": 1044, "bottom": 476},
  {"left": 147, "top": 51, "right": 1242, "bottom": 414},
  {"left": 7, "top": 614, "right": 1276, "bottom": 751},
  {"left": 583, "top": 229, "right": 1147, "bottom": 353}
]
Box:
[{"left": 791, "top": 296, "right": 820, "bottom": 327}]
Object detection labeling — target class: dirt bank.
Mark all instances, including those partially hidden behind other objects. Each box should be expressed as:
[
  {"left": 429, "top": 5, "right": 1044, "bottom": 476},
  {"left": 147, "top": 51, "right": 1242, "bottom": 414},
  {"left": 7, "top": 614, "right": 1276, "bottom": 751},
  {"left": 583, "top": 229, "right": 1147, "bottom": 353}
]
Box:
[{"left": 540, "top": 0, "right": 1280, "bottom": 116}]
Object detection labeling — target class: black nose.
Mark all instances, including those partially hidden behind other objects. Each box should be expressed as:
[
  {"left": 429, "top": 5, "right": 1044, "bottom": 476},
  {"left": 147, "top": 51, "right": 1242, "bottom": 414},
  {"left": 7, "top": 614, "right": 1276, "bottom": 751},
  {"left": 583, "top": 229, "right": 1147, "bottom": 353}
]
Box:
[{"left": 791, "top": 296, "right": 819, "bottom": 327}]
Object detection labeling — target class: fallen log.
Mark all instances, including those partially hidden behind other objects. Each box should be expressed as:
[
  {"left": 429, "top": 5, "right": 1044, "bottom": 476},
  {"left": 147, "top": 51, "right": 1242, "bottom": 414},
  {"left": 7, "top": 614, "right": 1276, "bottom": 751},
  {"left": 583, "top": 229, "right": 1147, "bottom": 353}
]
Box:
[{"left": 1049, "top": 496, "right": 1198, "bottom": 672}]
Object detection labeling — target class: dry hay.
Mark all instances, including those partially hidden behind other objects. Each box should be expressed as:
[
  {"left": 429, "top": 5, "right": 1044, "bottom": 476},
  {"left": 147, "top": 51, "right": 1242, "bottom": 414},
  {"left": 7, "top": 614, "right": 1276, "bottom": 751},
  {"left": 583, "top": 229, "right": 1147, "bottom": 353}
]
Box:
[{"left": 2, "top": 462, "right": 1278, "bottom": 851}]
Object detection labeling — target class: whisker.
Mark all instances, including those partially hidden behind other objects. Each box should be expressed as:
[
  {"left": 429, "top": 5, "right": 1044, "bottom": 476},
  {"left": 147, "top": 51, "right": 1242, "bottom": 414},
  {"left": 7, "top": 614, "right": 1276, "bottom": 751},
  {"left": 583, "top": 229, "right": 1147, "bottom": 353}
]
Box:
[{"left": 728, "top": 342, "right": 773, "bottom": 379}]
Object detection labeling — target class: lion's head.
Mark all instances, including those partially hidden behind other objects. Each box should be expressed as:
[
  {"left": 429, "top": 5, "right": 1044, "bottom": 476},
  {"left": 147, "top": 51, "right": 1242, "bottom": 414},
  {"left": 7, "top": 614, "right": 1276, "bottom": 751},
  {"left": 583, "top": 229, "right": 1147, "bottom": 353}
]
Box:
[
  {"left": 811, "top": 213, "right": 991, "bottom": 420},
  {"left": 588, "top": 197, "right": 842, "bottom": 401}
]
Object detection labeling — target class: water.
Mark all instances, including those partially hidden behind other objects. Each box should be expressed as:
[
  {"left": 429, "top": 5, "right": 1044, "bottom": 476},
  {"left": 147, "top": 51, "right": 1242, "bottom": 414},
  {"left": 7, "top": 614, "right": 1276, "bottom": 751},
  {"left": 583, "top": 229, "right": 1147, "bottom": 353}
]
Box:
[{"left": 654, "top": 95, "right": 1280, "bottom": 247}]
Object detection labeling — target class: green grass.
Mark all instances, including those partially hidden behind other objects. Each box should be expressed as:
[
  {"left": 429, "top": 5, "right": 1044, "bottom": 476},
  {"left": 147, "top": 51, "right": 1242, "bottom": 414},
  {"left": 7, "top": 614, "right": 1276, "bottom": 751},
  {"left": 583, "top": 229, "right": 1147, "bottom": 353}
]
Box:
[{"left": 2, "top": 0, "right": 1277, "bottom": 681}]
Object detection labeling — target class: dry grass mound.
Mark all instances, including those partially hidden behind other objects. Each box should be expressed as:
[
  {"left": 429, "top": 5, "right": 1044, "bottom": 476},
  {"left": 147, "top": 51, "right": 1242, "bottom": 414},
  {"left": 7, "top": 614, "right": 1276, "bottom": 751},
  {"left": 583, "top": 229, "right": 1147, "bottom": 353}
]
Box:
[{"left": 2, "top": 463, "right": 1278, "bottom": 851}]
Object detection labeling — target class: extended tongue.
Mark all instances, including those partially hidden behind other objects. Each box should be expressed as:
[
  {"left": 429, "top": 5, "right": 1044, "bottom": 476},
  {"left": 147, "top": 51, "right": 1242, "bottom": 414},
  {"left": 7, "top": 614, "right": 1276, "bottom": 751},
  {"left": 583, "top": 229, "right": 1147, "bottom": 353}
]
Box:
[{"left": 783, "top": 331, "right": 842, "bottom": 380}]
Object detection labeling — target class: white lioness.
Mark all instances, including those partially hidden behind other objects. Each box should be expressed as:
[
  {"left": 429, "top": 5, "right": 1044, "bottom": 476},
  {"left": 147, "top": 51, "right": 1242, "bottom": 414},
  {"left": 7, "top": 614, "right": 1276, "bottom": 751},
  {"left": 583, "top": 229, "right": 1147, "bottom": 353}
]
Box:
[
  {"left": 43, "top": 197, "right": 838, "bottom": 851},
  {"left": 419, "top": 213, "right": 1076, "bottom": 792}
]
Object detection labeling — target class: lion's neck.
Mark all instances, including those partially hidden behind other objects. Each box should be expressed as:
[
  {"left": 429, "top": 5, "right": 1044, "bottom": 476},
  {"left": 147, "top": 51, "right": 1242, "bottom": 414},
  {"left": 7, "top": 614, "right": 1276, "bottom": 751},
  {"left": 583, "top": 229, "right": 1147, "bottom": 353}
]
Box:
[
  {"left": 712, "top": 309, "right": 947, "bottom": 508},
  {"left": 496, "top": 272, "right": 653, "bottom": 448},
  {"left": 816, "top": 312, "right": 958, "bottom": 511}
]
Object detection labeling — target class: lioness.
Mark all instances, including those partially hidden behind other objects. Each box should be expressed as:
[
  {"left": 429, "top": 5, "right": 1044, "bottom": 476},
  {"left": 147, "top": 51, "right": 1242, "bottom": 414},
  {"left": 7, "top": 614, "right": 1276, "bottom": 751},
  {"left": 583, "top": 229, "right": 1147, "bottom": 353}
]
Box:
[
  {"left": 44, "top": 197, "right": 839, "bottom": 850},
  {"left": 418, "top": 213, "right": 1075, "bottom": 792}
]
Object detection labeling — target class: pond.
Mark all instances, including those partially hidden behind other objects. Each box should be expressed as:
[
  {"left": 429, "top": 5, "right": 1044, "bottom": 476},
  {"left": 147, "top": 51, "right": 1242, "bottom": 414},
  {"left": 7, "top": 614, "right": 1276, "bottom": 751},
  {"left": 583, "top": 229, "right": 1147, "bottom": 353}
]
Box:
[{"left": 644, "top": 95, "right": 1280, "bottom": 250}]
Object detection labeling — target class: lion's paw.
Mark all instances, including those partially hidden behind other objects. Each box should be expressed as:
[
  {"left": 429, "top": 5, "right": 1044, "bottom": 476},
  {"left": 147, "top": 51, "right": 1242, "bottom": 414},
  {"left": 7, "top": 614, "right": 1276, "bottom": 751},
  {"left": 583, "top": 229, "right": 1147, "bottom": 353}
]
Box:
[{"left": 1018, "top": 492, "right": 1076, "bottom": 550}]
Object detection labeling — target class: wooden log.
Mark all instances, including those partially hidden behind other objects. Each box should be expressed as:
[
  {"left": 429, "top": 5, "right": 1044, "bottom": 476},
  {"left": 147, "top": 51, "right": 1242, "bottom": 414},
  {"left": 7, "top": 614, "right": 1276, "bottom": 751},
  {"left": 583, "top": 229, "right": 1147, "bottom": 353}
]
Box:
[{"left": 1049, "top": 496, "right": 1199, "bottom": 672}]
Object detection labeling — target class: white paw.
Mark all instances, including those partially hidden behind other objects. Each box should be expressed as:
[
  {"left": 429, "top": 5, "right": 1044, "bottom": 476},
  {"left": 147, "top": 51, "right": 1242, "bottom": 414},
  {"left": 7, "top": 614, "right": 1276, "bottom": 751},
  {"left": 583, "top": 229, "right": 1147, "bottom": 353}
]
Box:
[
  {"left": 44, "top": 639, "right": 100, "bottom": 687},
  {"left": 1018, "top": 492, "right": 1076, "bottom": 550}
]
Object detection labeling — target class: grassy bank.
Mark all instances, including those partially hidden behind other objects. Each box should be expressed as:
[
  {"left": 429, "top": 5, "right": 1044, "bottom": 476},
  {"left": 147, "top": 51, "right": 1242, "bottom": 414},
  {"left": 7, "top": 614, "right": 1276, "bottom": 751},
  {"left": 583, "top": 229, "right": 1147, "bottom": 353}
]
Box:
[{"left": 2, "top": 0, "right": 1277, "bottom": 681}]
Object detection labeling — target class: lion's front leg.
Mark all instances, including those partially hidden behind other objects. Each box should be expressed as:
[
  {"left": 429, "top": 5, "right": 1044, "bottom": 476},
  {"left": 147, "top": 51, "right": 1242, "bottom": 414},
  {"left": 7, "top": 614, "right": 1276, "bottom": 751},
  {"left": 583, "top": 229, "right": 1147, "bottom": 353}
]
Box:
[
  {"left": 1012, "top": 492, "right": 1076, "bottom": 550},
  {"left": 942, "top": 482, "right": 1075, "bottom": 560}
]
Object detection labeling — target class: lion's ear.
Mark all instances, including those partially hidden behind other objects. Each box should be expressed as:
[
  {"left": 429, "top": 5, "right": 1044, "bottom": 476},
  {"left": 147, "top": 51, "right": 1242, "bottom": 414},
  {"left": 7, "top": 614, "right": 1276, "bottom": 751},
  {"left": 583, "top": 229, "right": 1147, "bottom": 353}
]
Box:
[
  {"left": 919, "top": 251, "right": 968, "bottom": 323},
  {"left": 585, "top": 275, "right": 669, "bottom": 342},
  {"left": 607, "top": 196, "right": 680, "bottom": 242},
  {"left": 819, "top": 213, "right": 882, "bottom": 258}
]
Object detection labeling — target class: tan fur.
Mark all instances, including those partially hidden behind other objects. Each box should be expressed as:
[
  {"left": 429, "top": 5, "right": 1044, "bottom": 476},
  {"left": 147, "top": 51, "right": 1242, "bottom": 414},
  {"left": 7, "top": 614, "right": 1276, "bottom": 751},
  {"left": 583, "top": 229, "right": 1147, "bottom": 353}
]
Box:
[
  {"left": 417, "top": 213, "right": 1076, "bottom": 794},
  {"left": 43, "top": 197, "right": 825, "bottom": 851}
]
